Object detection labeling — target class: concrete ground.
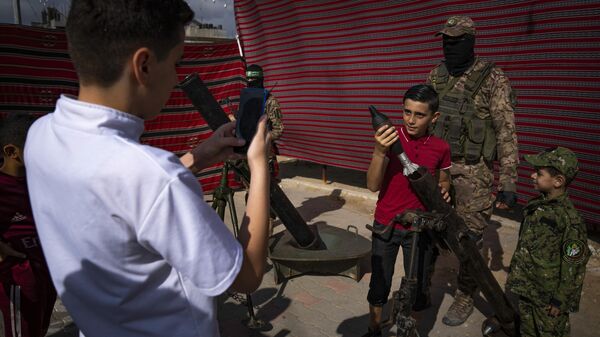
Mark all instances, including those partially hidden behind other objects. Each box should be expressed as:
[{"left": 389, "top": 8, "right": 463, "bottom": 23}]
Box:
[{"left": 46, "top": 158, "right": 600, "bottom": 337}]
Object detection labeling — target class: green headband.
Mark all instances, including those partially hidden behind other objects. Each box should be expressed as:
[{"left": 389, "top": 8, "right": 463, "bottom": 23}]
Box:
[{"left": 246, "top": 70, "right": 263, "bottom": 78}]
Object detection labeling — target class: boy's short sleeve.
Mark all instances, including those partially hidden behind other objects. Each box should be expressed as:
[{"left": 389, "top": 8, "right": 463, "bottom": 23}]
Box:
[
  {"left": 440, "top": 141, "right": 452, "bottom": 170},
  {"left": 137, "top": 171, "right": 242, "bottom": 296}
]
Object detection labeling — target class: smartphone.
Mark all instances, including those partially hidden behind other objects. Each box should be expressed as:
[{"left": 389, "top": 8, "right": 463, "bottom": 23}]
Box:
[{"left": 234, "top": 87, "right": 268, "bottom": 153}]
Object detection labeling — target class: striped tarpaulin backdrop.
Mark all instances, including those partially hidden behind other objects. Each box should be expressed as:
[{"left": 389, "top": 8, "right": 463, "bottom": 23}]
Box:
[
  {"left": 235, "top": 0, "right": 600, "bottom": 228},
  {"left": 0, "top": 24, "right": 245, "bottom": 194}
]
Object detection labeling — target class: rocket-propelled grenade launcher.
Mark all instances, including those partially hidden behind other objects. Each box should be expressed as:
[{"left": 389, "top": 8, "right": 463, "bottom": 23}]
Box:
[{"left": 368, "top": 105, "right": 518, "bottom": 337}]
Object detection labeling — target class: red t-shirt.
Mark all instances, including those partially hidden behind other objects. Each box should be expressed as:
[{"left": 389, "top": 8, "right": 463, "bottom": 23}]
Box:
[
  {"left": 374, "top": 127, "right": 451, "bottom": 228},
  {"left": 0, "top": 172, "right": 45, "bottom": 271}
]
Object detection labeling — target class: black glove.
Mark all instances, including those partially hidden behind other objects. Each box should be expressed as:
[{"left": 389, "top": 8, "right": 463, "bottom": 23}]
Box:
[{"left": 495, "top": 191, "right": 517, "bottom": 209}]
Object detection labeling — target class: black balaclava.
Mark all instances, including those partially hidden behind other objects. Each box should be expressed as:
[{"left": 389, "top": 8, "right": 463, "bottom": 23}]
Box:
[
  {"left": 248, "top": 78, "right": 264, "bottom": 88},
  {"left": 443, "top": 34, "right": 475, "bottom": 76}
]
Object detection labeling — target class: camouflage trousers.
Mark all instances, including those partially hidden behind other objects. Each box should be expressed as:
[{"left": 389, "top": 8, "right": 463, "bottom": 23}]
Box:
[
  {"left": 451, "top": 158, "right": 494, "bottom": 296},
  {"left": 519, "top": 297, "right": 570, "bottom": 337},
  {"left": 451, "top": 158, "right": 494, "bottom": 235}
]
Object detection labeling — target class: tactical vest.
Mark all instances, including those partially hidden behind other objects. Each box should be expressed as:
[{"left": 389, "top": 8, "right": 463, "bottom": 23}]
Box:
[{"left": 431, "top": 61, "right": 497, "bottom": 164}]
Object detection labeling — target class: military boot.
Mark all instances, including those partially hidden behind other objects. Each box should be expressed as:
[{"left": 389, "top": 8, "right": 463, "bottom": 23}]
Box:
[{"left": 442, "top": 289, "right": 474, "bottom": 326}]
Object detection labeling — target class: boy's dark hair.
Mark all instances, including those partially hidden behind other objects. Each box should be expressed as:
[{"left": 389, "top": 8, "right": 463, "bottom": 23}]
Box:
[
  {"left": 0, "top": 113, "right": 37, "bottom": 149},
  {"left": 66, "top": 0, "right": 194, "bottom": 87},
  {"left": 403, "top": 84, "right": 439, "bottom": 113}
]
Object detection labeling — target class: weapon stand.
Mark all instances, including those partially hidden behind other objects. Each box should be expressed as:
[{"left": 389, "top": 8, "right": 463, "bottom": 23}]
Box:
[{"left": 210, "top": 161, "right": 269, "bottom": 330}]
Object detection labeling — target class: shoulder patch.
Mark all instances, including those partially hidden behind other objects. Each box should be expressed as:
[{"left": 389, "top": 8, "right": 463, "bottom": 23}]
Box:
[{"left": 562, "top": 239, "right": 587, "bottom": 264}]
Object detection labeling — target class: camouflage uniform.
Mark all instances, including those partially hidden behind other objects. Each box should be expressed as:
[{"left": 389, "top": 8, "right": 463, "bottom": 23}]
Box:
[
  {"left": 265, "top": 94, "right": 283, "bottom": 141},
  {"left": 426, "top": 16, "right": 519, "bottom": 304},
  {"left": 427, "top": 58, "right": 519, "bottom": 234},
  {"left": 265, "top": 94, "right": 283, "bottom": 177},
  {"left": 507, "top": 147, "right": 588, "bottom": 337}
]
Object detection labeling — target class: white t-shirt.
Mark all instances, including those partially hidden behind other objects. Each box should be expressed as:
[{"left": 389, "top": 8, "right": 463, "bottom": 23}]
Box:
[{"left": 25, "top": 95, "right": 243, "bottom": 337}]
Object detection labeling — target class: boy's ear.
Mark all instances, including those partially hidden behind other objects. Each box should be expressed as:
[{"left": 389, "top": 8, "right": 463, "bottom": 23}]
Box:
[
  {"left": 3, "top": 144, "right": 19, "bottom": 159},
  {"left": 131, "top": 47, "right": 152, "bottom": 85},
  {"left": 431, "top": 111, "right": 441, "bottom": 123},
  {"left": 553, "top": 174, "right": 566, "bottom": 188}
]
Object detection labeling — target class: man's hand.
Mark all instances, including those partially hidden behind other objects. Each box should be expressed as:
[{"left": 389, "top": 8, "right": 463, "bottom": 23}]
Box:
[
  {"left": 0, "top": 241, "right": 26, "bottom": 262},
  {"left": 182, "top": 121, "right": 245, "bottom": 171},
  {"left": 495, "top": 191, "right": 517, "bottom": 210},
  {"left": 374, "top": 124, "right": 398, "bottom": 154}
]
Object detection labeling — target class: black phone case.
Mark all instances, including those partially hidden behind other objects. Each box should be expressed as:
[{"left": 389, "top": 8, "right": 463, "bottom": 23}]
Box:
[{"left": 234, "top": 88, "right": 268, "bottom": 153}]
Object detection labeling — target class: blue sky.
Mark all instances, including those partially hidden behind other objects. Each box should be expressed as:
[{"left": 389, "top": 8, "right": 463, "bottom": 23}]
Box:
[{"left": 0, "top": 0, "right": 237, "bottom": 37}]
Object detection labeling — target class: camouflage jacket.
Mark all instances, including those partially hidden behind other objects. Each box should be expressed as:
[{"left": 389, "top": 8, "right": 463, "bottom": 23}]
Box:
[
  {"left": 427, "top": 58, "right": 519, "bottom": 192},
  {"left": 507, "top": 193, "right": 589, "bottom": 312},
  {"left": 265, "top": 94, "right": 283, "bottom": 141}
]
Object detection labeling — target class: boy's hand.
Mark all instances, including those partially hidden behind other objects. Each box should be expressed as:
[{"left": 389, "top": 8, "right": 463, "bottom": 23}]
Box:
[
  {"left": 247, "top": 115, "right": 271, "bottom": 171},
  {"left": 546, "top": 304, "right": 560, "bottom": 317},
  {"left": 0, "top": 241, "right": 26, "bottom": 262},
  {"left": 439, "top": 184, "right": 451, "bottom": 203},
  {"left": 187, "top": 121, "right": 245, "bottom": 170},
  {"left": 374, "top": 125, "right": 398, "bottom": 154}
]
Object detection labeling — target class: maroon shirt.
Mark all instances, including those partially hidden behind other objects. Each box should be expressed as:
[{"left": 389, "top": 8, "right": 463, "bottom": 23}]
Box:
[
  {"left": 0, "top": 171, "right": 45, "bottom": 270},
  {"left": 374, "top": 127, "right": 451, "bottom": 228}
]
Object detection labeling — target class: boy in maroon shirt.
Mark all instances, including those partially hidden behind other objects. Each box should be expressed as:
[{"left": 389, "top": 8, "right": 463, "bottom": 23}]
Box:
[
  {"left": 0, "top": 113, "right": 56, "bottom": 337},
  {"left": 364, "top": 85, "right": 451, "bottom": 336}
]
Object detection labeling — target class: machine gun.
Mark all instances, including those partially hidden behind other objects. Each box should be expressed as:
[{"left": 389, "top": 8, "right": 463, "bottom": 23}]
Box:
[{"left": 368, "top": 106, "right": 518, "bottom": 337}]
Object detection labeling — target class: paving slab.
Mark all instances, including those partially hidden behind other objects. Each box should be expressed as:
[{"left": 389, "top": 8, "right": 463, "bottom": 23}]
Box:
[{"left": 47, "top": 158, "right": 600, "bottom": 337}]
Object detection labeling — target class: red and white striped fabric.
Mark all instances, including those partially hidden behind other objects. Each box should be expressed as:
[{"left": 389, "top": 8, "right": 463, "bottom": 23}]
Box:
[
  {"left": 235, "top": 0, "right": 600, "bottom": 227},
  {"left": 0, "top": 24, "right": 245, "bottom": 194}
]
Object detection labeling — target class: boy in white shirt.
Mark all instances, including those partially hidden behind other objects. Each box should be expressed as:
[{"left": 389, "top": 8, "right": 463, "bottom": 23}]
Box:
[{"left": 24, "top": 1, "right": 271, "bottom": 336}]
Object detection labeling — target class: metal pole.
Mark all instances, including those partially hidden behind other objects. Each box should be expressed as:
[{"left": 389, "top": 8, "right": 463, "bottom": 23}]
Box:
[{"left": 13, "top": 0, "right": 22, "bottom": 25}]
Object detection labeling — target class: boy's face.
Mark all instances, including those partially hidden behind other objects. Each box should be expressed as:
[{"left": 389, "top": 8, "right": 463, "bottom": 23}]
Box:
[
  {"left": 531, "top": 167, "right": 560, "bottom": 193},
  {"left": 402, "top": 99, "right": 440, "bottom": 138},
  {"left": 137, "top": 30, "right": 185, "bottom": 120}
]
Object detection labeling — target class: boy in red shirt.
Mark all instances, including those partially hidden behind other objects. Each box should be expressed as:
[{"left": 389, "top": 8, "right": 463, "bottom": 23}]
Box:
[
  {"left": 0, "top": 113, "right": 56, "bottom": 337},
  {"left": 365, "top": 84, "right": 451, "bottom": 336}
]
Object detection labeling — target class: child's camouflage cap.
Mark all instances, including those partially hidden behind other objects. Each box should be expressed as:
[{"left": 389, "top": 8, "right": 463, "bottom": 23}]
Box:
[
  {"left": 524, "top": 147, "right": 579, "bottom": 180},
  {"left": 435, "top": 16, "right": 476, "bottom": 37}
]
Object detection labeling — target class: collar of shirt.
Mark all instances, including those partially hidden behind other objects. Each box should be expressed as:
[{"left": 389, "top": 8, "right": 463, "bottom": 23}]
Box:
[
  {"left": 54, "top": 94, "right": 145, "bottom": 141},
  {"left": 524, "top": 192, "right": 568, "bottom": 213},
  {"left": 400, "top": 125, "right": 432, "bottom": 145}
]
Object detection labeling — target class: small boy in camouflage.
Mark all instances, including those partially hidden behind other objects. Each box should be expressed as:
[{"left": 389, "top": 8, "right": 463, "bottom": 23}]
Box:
[{"left": 507, "top": 147, "right": 589, "bottom": 337}]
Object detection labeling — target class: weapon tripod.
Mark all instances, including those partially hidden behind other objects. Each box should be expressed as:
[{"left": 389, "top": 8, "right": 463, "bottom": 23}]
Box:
[
  {"left": 367, "top": 210, "right": 447, "bottom": 337},
  {"left": 210, "top": 160, "right": 270, "bottom": 331}
]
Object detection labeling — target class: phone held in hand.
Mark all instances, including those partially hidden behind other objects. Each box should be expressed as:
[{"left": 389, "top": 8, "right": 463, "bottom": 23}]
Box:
[{"left": 235, "top": 87, "right": 268, "bottom": 153}]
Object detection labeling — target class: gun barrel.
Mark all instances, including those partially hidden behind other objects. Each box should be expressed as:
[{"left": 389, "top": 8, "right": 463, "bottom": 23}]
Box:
[
  {"left": 180, "top": 73, "right": 318, "bottom": 248},
  {"left": 408, "top": 168, "right": 517, "bottom": 331}
]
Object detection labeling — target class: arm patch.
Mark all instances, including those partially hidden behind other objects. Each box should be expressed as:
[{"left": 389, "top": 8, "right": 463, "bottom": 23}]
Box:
[{"left": 562, "top": 239, "right": 587, "bottom": 264}]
